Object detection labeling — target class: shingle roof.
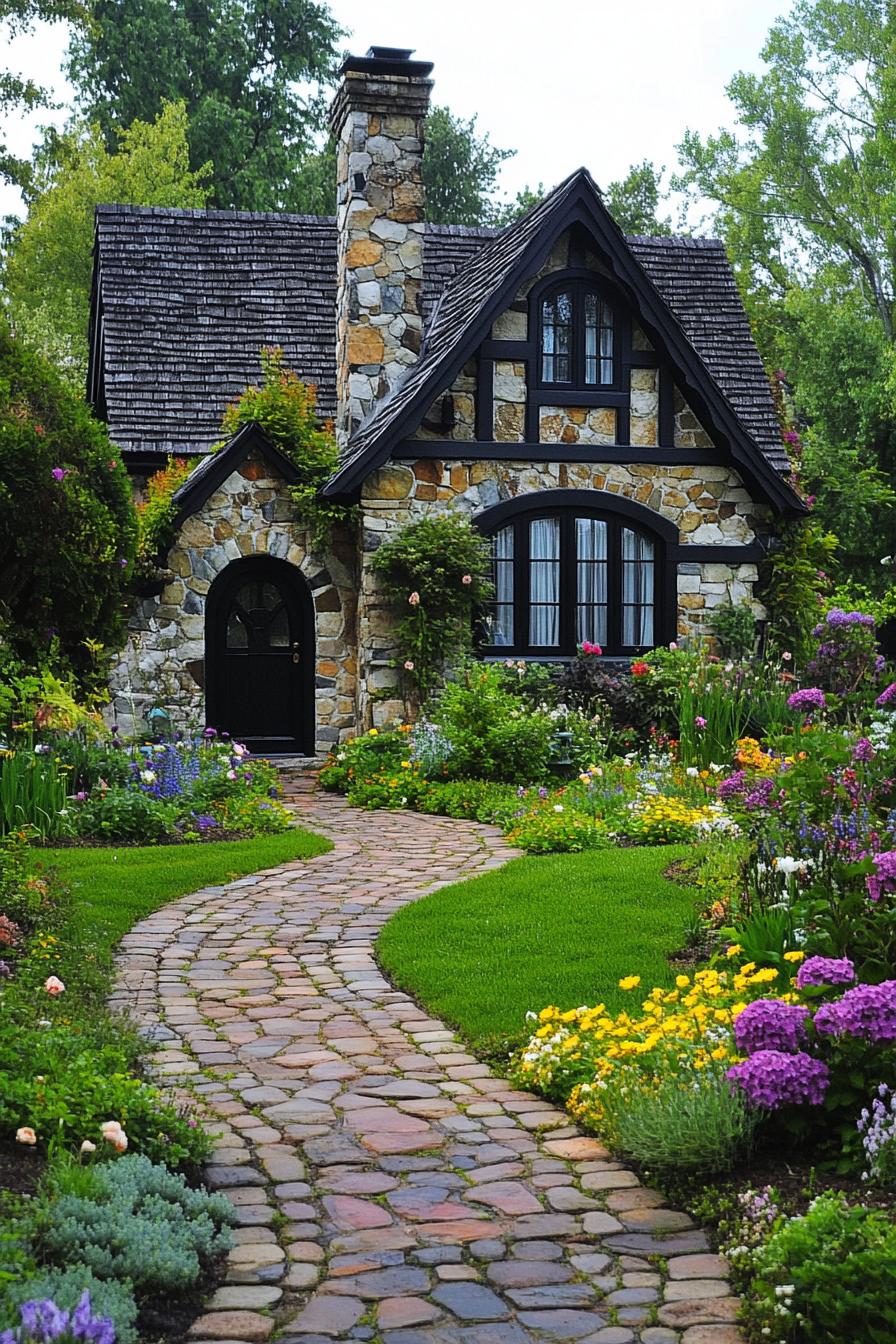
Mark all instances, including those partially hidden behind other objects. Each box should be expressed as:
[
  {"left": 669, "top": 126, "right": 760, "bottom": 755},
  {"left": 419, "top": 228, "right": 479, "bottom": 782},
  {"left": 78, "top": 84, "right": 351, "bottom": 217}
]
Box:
[
  {"left": 91, "top": 186, "right": 792, "bottom": 499},
  {"left": 91, "top": 205, "right": 496, "bottom": 458}
]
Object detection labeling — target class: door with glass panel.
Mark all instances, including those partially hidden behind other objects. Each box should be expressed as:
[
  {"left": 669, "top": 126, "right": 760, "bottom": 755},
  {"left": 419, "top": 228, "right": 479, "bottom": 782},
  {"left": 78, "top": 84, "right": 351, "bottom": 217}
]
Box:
[{"left": 206, "top": 557, "right": 315, "bottom": 753}]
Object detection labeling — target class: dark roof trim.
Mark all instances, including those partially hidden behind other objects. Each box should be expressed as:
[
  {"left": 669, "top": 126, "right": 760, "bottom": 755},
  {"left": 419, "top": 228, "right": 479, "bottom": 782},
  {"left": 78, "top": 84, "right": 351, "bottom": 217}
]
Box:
[
  {"left": 171, "top": 422, "right": 301, "bottom": 528},
  {"left": 322, "top": 169, "right": 804, "bottom": 516}
]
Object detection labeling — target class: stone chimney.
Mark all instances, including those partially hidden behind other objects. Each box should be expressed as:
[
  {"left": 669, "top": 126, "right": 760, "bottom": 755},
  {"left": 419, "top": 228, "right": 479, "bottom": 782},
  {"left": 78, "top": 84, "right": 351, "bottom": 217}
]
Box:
[{"left": 329, "top": 46, "right": 434, "bottom": 447}]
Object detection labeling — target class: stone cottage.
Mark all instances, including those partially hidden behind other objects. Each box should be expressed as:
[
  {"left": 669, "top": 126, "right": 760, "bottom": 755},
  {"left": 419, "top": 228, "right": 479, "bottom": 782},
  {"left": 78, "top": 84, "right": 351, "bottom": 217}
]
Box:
[{"left": 88, "top": 45, "right": 804, "bottom": 755}]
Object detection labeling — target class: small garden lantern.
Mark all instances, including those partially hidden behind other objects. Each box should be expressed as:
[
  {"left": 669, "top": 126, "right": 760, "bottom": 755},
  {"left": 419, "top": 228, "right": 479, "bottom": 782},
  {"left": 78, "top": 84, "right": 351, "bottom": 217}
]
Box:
[{"left": 145, "top": 705, "right": 173, "bottom": 740}]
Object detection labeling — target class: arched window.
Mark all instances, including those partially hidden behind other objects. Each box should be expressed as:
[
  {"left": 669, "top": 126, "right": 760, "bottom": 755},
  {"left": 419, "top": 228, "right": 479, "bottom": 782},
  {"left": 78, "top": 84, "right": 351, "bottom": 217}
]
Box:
[
  {"left": 540, "top": 282, "right": 615, "bottom": 388},
  {"left": 481, "top": 500, "right": 666, "bottom": 657}
]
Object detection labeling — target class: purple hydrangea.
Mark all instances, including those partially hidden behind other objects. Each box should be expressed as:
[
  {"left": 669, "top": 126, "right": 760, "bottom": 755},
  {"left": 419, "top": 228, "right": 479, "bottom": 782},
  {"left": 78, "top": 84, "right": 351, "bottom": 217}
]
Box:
[
  {"left": 795, "top": 956, "right": 857, "bottom": 989},
  {"left": 727, "top": 1050, "right": 830, "bottom": 1109},
  {"left": 866, "top": 850, "right": 896, "bottom": 903},
  {"left": 734, "top": 999, "right": 810, "bottom": 1055},
  {"left": 787, "top": 687, "right": 826, "bottom": 713},
  {"left": 852, "top": 737, "right": 875, "bottom": 763},
  {"left": 876, "top": 682, "right": 896, "bottom": 707},
  {"left": 818, "top": 609, "right": 875, "bottom": 629},
  {"left": 814, "top": 980, "right": 896, "bottom": 1044}
]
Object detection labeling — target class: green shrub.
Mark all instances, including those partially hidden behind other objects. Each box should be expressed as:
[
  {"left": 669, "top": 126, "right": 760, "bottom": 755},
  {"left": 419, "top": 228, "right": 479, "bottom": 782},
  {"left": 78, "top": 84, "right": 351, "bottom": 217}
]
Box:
[
  {"left": 74, "top": 787, "right": 178, "bottom": 841},
  {"left": 713, "top": 602, "right": 757, "bottom": 660},
  {"left": 0, "top": 321, "right": 136, "bottom": 685},
  {"left": 600, "top": 1069, "right": 759, "bottom": 1175},
  {"left": 0, "top": 750, "right": 70, "bottom": 841},
  {"left": 1, "top": 1266, "right": 139, "bottom": 1344},
  {"left": 415, "top": 780, "right": 522, "bottom": 824},
  {"left": 370, "top": 515, "right": 493, "bottom": 701},
  {"left": 39, "top": 1155, "right": 233, "bottom": 1294},
  {"left": 430, "top": 664, "right": 554, "bottom": 782},
  {"left": 745, "top": 1192, "right": 896, "bottom": 1342}
]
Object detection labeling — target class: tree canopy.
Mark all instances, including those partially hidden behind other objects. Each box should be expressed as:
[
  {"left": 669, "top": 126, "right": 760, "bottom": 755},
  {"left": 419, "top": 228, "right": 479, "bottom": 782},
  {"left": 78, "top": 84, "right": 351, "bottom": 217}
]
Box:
[
  {"left": 676, "top": 0, "right": 896, "bottom": 582},
  {"left": 4, "top": 101, "right": 212, "bottom": 386},
  {"left": 0, "top": 0, "right": 85, "bottom": 188}
]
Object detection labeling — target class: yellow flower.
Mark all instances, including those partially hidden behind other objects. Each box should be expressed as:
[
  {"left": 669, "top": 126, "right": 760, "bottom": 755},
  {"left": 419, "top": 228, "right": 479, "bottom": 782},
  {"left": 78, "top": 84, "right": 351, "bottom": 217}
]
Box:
[
  {"left": 618, "top": 975, "right": 641, "bottom": 990},
  {"left": 783, "top": 950, "right": 805, "bottom": 963},
  {"left": 725, "top": 944, "right": 742, "bottom": 958},
  {"left": 675, "top": 974, "right": 690, "bottom": 989}
]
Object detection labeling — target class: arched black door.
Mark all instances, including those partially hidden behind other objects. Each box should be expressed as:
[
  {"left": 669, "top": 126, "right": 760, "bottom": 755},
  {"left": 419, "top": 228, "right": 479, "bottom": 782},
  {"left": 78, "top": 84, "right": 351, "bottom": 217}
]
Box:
[{"left": 205, "top": 557, "right": 315, "bottom": 754}]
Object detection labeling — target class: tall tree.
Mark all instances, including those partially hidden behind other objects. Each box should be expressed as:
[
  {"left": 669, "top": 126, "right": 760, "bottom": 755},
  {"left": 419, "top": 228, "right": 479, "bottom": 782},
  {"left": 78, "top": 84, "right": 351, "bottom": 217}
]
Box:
[
  {"left": 1, "top": 0, "right": 85, "bottom": 188},
  {"left": 676, "top": 0, "right": 896, "bottom": 582},
  {"left": 603, "top": 160, "right": 673, "bottom": 236},
  {"left": 422, "top": 106, "right": 514, "bottom": 227},
  {"left": 66, "top": 0, "right": 343, "bottom": 211},
  {"left": 3, "top": 101, "right": 212, "bottom": 384}
]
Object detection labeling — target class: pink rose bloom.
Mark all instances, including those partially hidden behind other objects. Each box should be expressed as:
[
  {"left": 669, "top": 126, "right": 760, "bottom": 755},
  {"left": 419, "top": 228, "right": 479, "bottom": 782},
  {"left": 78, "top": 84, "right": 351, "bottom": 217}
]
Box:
[
  {"left": 44, "top": 976, "right": 65, "bottom": 996},
  {"left": 408, "top": 591, "right": 420, "bottom": 606},
  {"left": 404, "top": 660, "right": 415, "bottom": 671},
  {"left": 16, "top": 1127, "right": 37, "bottom": 1145},
  {"left": 461, "top": 574, "right": 472, "bottom": 585}
]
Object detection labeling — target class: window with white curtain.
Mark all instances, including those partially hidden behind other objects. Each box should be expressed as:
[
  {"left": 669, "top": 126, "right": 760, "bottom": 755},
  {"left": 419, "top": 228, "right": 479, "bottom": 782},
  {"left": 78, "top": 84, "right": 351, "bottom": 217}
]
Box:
[
  {"left": 541, "top": 283, "right": 615, "bottom": 387},
  {"left": 485, "top": 510, "right": 659, "bottom": 657}
]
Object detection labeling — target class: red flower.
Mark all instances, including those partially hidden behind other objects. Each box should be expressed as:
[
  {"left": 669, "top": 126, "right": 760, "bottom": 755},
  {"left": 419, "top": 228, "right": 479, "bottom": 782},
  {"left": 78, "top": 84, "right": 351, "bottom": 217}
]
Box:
[{"left": 631, "top": 661, "right": 650, "bottom": 676}]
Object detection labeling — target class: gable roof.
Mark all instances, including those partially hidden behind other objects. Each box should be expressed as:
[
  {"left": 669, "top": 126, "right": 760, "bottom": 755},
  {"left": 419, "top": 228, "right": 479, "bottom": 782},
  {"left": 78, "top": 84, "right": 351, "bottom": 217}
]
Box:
[
  {"left": 170, "top": 421, "right": 300, "bottom": 527},
  {"left": 89, "top": 184, "right": 798, "bottom": 510},
  {"left": 322, "top": 169, "right": 800, "bottom": 512}
]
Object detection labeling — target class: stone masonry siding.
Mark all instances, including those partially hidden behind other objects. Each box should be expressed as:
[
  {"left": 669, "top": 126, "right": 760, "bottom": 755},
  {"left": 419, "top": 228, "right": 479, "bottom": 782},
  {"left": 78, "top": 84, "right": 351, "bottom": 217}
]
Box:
[
  {"left": 108, "top": 451, "right": 357, "bottom": 753},
  {"left": 357, "top": 458, "right": 770, "bottom": 726}
]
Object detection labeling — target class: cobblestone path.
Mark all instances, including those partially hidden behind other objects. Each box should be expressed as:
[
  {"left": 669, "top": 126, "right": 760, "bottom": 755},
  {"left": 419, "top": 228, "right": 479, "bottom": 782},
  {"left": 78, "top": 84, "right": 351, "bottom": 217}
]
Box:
[{"left": 112, "top": 786, "right": 742, "bottom": 1344}]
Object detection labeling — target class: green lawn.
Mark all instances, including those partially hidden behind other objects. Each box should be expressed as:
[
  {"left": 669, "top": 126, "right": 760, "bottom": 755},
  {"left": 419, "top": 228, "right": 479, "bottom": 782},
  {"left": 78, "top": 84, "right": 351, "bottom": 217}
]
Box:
[
  {"left": 377, "top": 844, "right": 698, "bottom": 1052},
  {"left": 35, "top": 827, "right": 331, "bottom": 966}
]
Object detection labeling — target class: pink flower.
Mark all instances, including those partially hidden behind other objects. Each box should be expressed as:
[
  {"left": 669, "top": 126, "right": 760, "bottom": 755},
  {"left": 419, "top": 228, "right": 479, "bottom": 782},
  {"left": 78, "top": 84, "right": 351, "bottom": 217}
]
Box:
[
  {"left": 408, "top": 591, "right": 420, "bottom": 606},
  {"left": 101, "top": 1121, "right": 128, "bottom": 1152},
  {"left": 51, "top": 467, "right": 68, "bottom": 482},
  {"left": 226, "top": 769, "right": 237, "bottom": 780},
  {"left": 461, "top": 574, "right": 472, "bottom": 585},
  {"left": 669, "top": 642, "right": 678, "bottom": 651},
  {"left": 16, "top": 1127, "right": 37, "bottom": 1145},
  {"left": 782, "top": 651, "right": 792, "bottom": 662},
  {"left": 694, "top": 716, "right": 707, "bottom": 729},
  {"left": 44, "top": 976, "right": 65, "bottom": 996},
  {"left": 80, "top": 1139, "right": 97, "bottom": 1154},
  {"left": 580, "top": 641, "right": 602, "bottom": 656},
  {"left": 404, "top": 660, "right": 415, "bottom": 670}
]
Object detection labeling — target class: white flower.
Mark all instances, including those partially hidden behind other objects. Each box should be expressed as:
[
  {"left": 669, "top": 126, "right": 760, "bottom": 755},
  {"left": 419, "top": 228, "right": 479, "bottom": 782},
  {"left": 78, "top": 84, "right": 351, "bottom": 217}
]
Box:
[
  {"left": 686, "top": 766, "right": 699, "bottom": 777},
  {"left": 553, "top": 804, "right": 564, "bottom": 813},
  {"left": 140, "top": 769, "right": 156, "bottom": 784},
  {"left": 80, "top": 1140, "right": 97, "bottom": 1154}
]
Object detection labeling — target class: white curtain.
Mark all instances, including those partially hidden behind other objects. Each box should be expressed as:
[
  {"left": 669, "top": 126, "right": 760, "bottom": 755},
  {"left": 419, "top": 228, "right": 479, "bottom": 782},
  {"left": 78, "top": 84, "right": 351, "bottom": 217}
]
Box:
[
  {"left": 576, "top": 517, "right": 608, "bottom": 644},
  {"left": 492, "top": 526, "right": 514, "bottom": 645},
  {"left": 622, "top": 528, "right": 654, "bottom": 645},
  {"left": 529, "top": 517, "right": 560, "bottom": 646}
]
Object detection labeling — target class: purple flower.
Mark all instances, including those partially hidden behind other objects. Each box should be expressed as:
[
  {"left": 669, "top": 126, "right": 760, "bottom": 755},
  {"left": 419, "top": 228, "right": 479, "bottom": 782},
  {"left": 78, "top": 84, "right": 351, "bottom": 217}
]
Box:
[
  {"left": 866, "top": 850, "right": 896, "bottom": 902},
  {"left": 694, "top": 716, "right": 707, "bottom": 729},
  {"left": 717, "top": 770, "right": 747, "bottom": 801},
  {"left": 50, "top": 468, "right": 68, "bottom": 482},
  {"left": 814, "top": 980, "right": 896, "bottom": 1044},
  {"left": 787, "top": 687, "right": 826, "bottom": 713},
  {"left": 727, "top": 1050, "right": 830, "bottom": 1109},
  {"left": 743, "top": 777, "right": 776, "bottom": 812},
  {"left": 852, "top": 737, "right": 875, "bottom": 763},
  {"left": 824, "top": 608, "right": 875, "bottom": 629},
  {"left": 796, "top": 956, "right": 857, "bottom": 989},
  {"left": 877, "top": 682, "right": 896, "bottom": 707},
  {"left": 734, "top": 999, "right": 810, "bottom": 1055},
  {"left": 203, "top": 727, "right": 217, "bottom": 738}
]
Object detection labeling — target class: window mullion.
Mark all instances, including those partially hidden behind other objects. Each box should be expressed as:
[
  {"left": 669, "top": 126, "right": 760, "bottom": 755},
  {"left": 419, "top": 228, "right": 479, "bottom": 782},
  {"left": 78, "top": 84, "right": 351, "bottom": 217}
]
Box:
[{"left": 607, "top": 520, "right": 621, "bottom": 656}]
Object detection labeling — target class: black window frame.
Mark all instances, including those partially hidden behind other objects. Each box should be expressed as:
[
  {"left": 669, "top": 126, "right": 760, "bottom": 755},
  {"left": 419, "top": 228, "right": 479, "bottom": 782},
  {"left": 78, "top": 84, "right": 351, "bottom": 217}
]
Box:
[
  {"left": 537, "top": 278, "right": 620, "bottom": 391},
  {"left": 476, "top": 492, "right": 677, "bottom": 660}
]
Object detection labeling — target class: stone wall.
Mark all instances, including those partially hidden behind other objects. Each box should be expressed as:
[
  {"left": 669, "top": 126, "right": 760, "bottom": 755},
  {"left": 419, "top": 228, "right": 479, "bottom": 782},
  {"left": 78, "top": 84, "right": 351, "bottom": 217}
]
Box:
[
  {"left": 108, "top": 450, "right": 357, "bottom": 753},
  {"left": 357, "top": 457, "right": 770, "bottom": 726}
]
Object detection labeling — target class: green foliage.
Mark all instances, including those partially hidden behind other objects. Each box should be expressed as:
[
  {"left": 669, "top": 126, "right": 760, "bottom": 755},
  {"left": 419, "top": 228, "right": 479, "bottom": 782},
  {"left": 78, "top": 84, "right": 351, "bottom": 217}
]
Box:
[
  {"left": 0, "top": 0, "right": 87, "bottom": 189},
  {"left": 675, "top": 0, "right": 896, "bottom": 585},
  {"left": 0, "top": 751, "right": 70, "bottom": 840},
  {"left": 66, "top": 0, "right": 342, "bottom": 212},
  {"left": 600, "top": 1069, "right": 758, "bottom": 1175},
  {"left": 712, "top": 602, "right": 757, "bottom": 660},
  {"left": 0, "top": 322, "right": 137, "bottom": 683},
  {"left": 370, "top": 517, "right": 493, "bottom": 702},
  {"left": 761, "top": 518, "right": 838, "bottom": 663},
  {"left": 603, "top": 159, "right": 674, "bottom": 235},
  {"left": 39, "top": 1155, "right": 233, "bottom": 1293},
  {"left": 414, "top": 779, "right": 522, "bottom": 825},
  {"left": 135, "top": 456, "right": 193, "bottom": 575},
  {"left": 218, "top": 347, "right": 348, "bottom": 543},
  {"left": 745, "top": 1192, "right": 896, "bottom": 1342},
  {"left": 1, "top": 1267, "right": 138, "bottom": 1344},
  {"left": 430, "top": 664, "right": 553, "bottom": 782},
  {"left": 75, "top": 787, "right": 179, "bottom": 842},
  {"left": 423, "top": 106, "right": 514, "bottom": 226},
  {"left": 5, "top": 102, "right": 212, "bottom": 384}
]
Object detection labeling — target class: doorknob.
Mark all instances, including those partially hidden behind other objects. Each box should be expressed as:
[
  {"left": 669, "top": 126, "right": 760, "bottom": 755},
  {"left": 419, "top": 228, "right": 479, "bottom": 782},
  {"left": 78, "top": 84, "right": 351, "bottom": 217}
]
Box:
[{"left": 292, "top": 642, "right": 300, "bottom": 665}]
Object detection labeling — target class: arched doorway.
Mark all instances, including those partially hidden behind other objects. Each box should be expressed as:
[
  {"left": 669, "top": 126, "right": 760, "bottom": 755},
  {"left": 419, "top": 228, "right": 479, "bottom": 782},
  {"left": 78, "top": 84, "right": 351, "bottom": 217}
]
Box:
[{"left": 205, "top": 556, "right": 315, "bottom": 754}]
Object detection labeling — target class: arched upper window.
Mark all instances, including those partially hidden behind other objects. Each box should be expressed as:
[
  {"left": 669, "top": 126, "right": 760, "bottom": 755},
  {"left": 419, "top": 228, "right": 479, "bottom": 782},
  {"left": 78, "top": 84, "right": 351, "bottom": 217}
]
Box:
[
  {"left": 540, "top": 282, "right": 615, "bottom": 388},
  {"left": 483, "top": 499, "right": 666, "bottom": 657}
]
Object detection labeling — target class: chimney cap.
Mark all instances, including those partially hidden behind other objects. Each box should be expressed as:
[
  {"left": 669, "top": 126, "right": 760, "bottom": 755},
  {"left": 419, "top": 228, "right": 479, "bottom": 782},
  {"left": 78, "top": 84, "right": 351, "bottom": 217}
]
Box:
[{"left": 340, "top": 45, "right": 434, "bottom": 79}]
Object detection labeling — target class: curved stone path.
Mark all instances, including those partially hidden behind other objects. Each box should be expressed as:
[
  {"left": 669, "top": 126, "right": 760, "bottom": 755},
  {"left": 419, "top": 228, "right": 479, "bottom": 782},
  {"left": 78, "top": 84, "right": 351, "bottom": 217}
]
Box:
[{"left": 112, "top": 784, "right": 743, "bottom": 1344}]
